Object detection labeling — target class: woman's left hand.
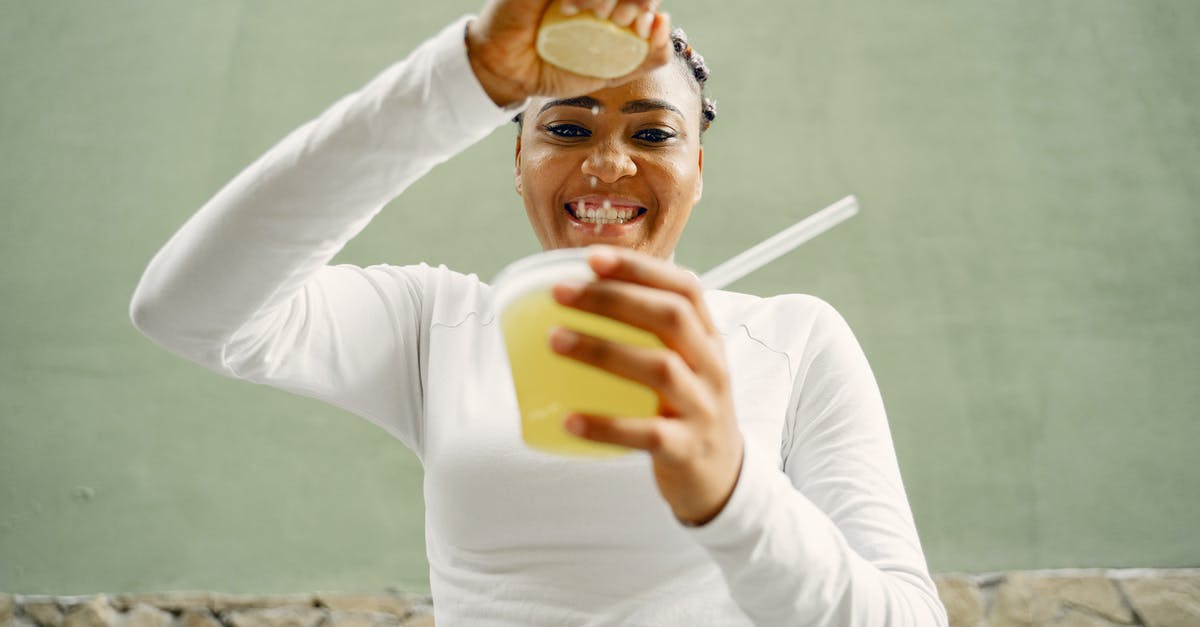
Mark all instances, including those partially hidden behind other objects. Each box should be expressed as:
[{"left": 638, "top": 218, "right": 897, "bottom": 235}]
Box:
[{"left": 549, "top": 246, "right": 744, "bottom": 526}]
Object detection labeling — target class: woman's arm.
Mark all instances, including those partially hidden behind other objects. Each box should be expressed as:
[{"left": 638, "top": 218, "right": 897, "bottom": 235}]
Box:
[
  {"left": 129, "top": 18, "right": 520, "bottom": 447},
  {"left": 130, "top": 0, "right": 672, "bottom": 451},
  {"left": 684, "top": 300, "right": 947, "bottom": 625},
  {"left": 551, "top": 248, "right": 947, "bottom": 626}
]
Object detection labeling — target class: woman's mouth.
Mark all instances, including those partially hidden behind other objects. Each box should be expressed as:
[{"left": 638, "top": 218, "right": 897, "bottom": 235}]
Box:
[{"left": 564, "top": 197, "right": 648, "bottom": 226}]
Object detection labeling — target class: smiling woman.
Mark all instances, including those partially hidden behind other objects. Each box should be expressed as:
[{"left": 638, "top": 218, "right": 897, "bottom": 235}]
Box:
[
  {"left": 128, "top": 0, "right": 946, "bottom": 625},
  {"left": 512, "top": 31, "right": 712, "bottom": 255},
  {"left": 516, "top": 69, "right": 704, "bottom": 255}
]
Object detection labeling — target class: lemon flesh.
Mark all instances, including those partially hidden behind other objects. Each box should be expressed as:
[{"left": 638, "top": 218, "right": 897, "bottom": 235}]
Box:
[{"left": 536, "top": 3, "right": 650, "bottom": 79}]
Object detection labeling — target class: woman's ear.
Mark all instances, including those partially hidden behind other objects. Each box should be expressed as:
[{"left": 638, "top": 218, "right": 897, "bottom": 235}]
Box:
[
  {"left": 514, "top": 135, "right": 524, "bottom": 196},
  {"left": 692, "top": 145, "right": 704, "bottom": 205}
]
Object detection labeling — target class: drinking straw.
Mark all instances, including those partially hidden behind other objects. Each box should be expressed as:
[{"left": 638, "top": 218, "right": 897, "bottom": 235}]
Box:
[{"left": 698, "top": 195, "right": 859, "bottom": 290}]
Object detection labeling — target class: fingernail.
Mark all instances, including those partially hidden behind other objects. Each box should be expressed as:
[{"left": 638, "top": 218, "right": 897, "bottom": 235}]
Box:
[
  {"left": 564, "top": 414, "right": 586, "bottom": 436},
  {"left": 552, "top": 280, "right": 584, "bottom": 303},
  {"left": 595, "top": 0, "right": 618, "bottom": 20},
  {"left": 560, "top": 2, "right": 580, "bottom": 16},
  {"left": 635, "top": 11, "right": 655, "bottom": 39},
  {"left": 612, "top": 3, "right": 639, "bottom": 27},
  {"left": 549, "top": 327, "right": 578, "bottom": 352}
]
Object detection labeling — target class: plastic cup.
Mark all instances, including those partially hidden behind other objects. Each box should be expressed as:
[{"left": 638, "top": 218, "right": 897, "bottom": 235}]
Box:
[
  {"left": 492, "top": 197, "right": 859, "bottom": 457},
  {"left": 493, "top": 248, "right": 662, "bottom": 457}
]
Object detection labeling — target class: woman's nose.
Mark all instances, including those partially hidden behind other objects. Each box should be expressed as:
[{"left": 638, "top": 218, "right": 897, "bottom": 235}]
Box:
[{"left": 581, "top": 141, "right": 637, "bottom": 183}]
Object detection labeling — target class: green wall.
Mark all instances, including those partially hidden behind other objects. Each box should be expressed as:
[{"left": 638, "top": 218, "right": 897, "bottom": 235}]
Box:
[{"left": 2, "top": 0, "right": 1197, "bottom": 594}]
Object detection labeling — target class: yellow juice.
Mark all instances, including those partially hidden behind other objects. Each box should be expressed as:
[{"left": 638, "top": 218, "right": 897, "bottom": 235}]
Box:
[{"left": 501, "top": 289, "right": 662, "bottom": 457}]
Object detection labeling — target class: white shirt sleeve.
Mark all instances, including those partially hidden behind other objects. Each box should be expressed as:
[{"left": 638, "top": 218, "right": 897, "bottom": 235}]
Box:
[
  {"left": 128, "top": 17, "right": 521, "bottom": 453},
  {"left": 686, "top": 301, "right": 948, "bottom": 626}
]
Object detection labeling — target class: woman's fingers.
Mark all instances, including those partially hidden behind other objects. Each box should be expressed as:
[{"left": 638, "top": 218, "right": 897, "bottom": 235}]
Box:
[
  {"left": 595, "top": 0, "right": 619, "bottom": 20},
  {"left": 567, "top": 410, "right": 742, "bottom": 525},
  {"left": 550, "top": 327, "right": 715, "bottom": 418},
  {"left": 610, "top": 2, "right": 639, "bottom": 26},
  {"left": 644, "top": 11, "right": 672, "bottom": 60},
  {"left": 552, "top": 279, "right": 723, "bottom": 379},
  {"left": 616, "top": 11, "right": 671, "bottom": 82},
  {"left": 562, "top": 0, "right": 616, "bottom": 20},
  {"left": 551, "top": 246, "right": 727, "bottom": 382},
  {"left": 568, "top": 0, "right": 658, "bottom": 24},
  {"left": 565, "top": 412, "right": 691, "bottom": 464},
  {"left": 587, "top": 246, "right": 716, "bottom": 334},
  {"left": 611, "top": 0, "right": 659, "bottom": 27},
  {"left": 471, "top": 0, "right": 670, "bottom": 100},
  {"left": 544, "top": 251, "right": 742, "bottom": 526}
]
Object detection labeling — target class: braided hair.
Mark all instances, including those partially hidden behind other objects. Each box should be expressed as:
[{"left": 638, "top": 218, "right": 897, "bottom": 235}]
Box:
[
  {"left": 671, "top": 28, "right": 717, "bottom": 133},
  {"left": 513, "top": 27, "right": 717, "bottom": 135}
]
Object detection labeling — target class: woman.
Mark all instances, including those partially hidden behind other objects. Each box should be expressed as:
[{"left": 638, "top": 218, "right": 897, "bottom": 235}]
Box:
[{"left": 130, "top": 0, "right": 947, "bottom": 624}]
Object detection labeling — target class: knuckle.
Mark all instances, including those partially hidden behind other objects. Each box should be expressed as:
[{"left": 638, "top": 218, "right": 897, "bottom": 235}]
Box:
[
  {"left": 681, "top": 271, "right": 703, "bottom": 298},
  {"left": 579, "top": 336, "right": 609, "bottom": 362},
  {"left": 580, "top": 281, "right": 613, "bottom": 309},
  {"left": 645, "top": 423, "right": 666, "bottom": 452},
  {"left": 710, "top": 373, "right": 731, "bottom": 396},
  {"left": 696, "top": 396, "right": 721, "bottom": 420},
  {"left": 651, "top": 352, "right": 687, "bottom": 387},
  {"left": 588, "top": 417, "right": 612, "bottom": 440},
  {"left": 650, "top": 357, "right": 674, "bottom": 387},
  {"left": 656, "top": 295, "right": 688, "bottom": 328},
  {"left": 659, "top": 430, "right": 692, "bottom": 464},
  {"left": 668, "top": 351, "right": 690, "bottom": 377}
]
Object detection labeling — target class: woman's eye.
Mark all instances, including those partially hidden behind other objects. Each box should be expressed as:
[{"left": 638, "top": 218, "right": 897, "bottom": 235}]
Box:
[
  {"left": 544, "top": 124, "right": 590, "bottom": 139},
  {"left": 633, "top": 128, "right": 676, "bottom": 143}
]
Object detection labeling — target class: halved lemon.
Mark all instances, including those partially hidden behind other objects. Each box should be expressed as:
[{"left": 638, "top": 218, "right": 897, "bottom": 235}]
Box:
[{"left": 536, "top": 1, "right": 650, "bottom": 79}]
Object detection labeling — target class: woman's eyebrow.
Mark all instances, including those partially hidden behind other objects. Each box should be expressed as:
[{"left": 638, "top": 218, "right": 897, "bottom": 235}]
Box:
[
  {"left": 536, "top": 97, "right": 683, "bottom": 118},
  {"left": 538, "top": 96, "right": 602, "bottom": 114},
  {"left": 620, "top": 99, "right": 682, "bottom": 117}
]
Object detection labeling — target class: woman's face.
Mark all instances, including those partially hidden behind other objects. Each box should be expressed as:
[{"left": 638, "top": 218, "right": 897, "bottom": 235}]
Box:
[{"left": 515, "top": 63, "right": 704, "bottom": 260}]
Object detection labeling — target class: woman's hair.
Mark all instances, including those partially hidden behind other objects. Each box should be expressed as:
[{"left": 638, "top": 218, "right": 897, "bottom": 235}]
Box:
[
  {"left": 671, "top": 28, "right": 717, "bottom": 133},
  {"left": 514, "top": 27, "right": 717, "bottom": 134}
]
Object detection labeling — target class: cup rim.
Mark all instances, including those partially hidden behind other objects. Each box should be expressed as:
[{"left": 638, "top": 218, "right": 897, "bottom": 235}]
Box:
[{"left": 492, "top": 247, "right": 596, "bottom": 314}]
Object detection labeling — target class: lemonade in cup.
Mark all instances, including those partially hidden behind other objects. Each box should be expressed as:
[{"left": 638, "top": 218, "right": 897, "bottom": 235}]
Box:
[{"left": 494, "top": 248, "right": 661, "bottom": 457}]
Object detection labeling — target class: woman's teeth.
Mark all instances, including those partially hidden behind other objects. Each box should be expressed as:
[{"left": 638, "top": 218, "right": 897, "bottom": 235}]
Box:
[{"left": 571, "top": 201, "right": 639, "bottom": 224}]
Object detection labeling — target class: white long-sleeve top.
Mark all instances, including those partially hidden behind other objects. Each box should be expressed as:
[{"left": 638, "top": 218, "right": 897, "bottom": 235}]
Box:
[{"left": 129, "top": 16, "right": 947, "bottom": 627}]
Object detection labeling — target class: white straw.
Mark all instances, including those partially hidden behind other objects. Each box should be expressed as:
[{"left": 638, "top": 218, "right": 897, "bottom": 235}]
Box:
[{"left": 699, "top": 195, "right": 859, "bottom": 290}]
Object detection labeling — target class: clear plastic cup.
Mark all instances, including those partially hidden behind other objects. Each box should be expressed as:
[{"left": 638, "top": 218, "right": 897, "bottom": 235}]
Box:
[{"left": 493, "top": 248, "right": 662, "bottom": 457}]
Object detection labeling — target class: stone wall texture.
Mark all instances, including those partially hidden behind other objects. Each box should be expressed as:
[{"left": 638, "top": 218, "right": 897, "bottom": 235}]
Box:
[
  {"left": 933, "top": 570, "right": 1199, "bottom": 627},
  {"left": 3, "top": 569, "right": 1197, "bottom": 627},
  {"left": 0, "top": 593, "right": 433, "bottom": 627}
]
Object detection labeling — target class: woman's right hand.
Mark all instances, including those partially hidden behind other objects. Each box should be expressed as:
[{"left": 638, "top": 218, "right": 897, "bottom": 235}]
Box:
[{"left": 466, "top": 0, "right": 673, "bottom": 107}]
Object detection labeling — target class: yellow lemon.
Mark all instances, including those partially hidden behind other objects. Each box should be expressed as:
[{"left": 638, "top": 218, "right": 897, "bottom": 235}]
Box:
[{"left": 536, "top": 0, "right": 650, "bottom": 79}]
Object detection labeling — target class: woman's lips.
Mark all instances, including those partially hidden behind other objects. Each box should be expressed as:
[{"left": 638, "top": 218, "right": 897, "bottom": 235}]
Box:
[
  {"left": 564, "top": 195, "right": 648, "bottom": 225},
  {"left": 562, "top": 196, "right": 649, "bottom": 238}
]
